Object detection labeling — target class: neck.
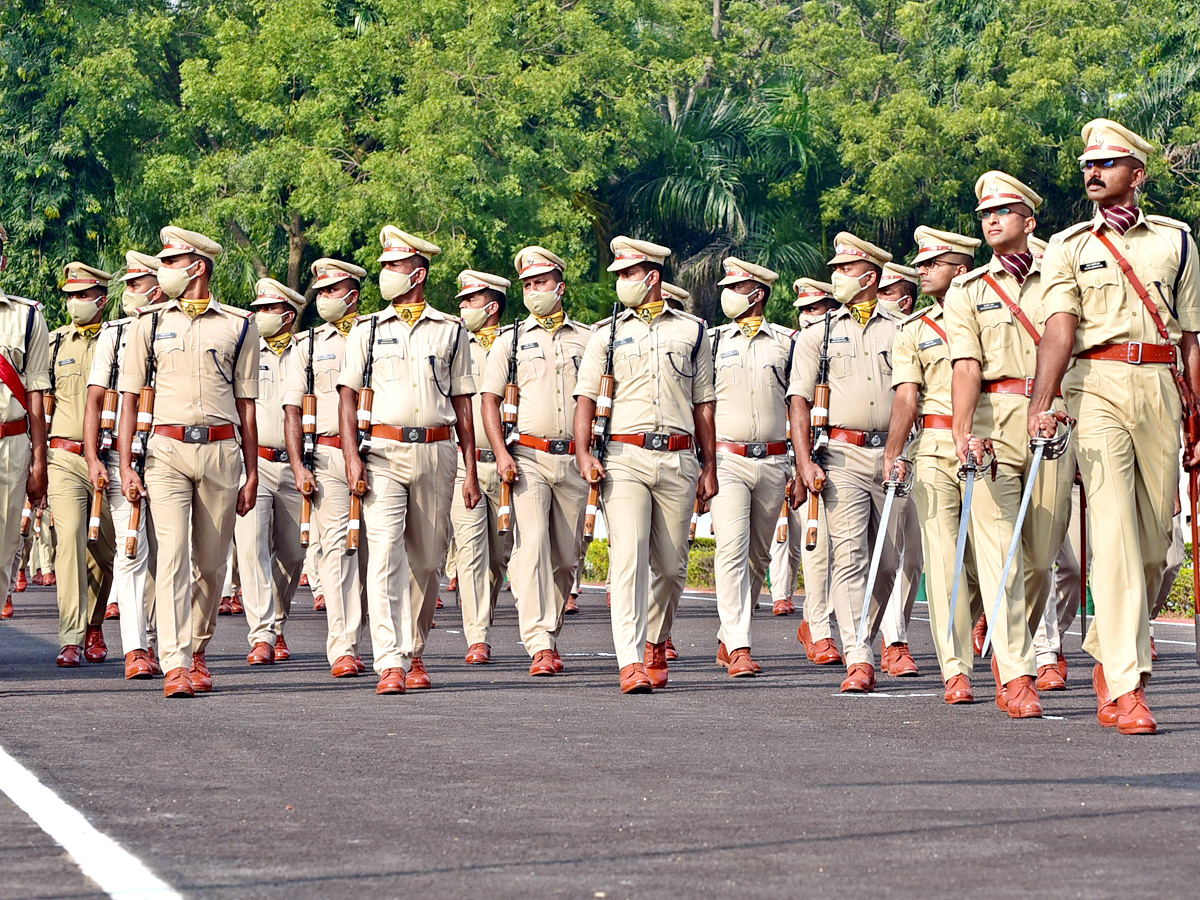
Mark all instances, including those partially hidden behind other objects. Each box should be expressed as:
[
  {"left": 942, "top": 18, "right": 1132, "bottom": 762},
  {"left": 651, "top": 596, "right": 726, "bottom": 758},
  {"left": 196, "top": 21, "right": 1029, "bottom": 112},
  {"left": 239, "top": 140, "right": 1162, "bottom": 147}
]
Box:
[
  {"left": 736, "top": 302, "right": 766, "bottom": 322},
  {"left": 990, "top": 236, "right": 1029, "bottom": 256},
  {"left": 182, "top": 276, "right": 209, "bottom": 301},
  {"left": 1101, "top": 192, "right": 1138, "bottom": 209},
  {"left": 397, "top": 286, "right": 425, "bottom": 305}
]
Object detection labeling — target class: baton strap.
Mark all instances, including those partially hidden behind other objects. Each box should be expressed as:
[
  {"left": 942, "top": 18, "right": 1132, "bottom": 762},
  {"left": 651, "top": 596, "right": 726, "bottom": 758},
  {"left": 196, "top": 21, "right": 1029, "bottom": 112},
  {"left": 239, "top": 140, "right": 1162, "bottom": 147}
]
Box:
[
  {"left": 920, "top": 316, "right": 948, "bottom": 343},
  {"left": 1, "top": 418, "right": 29, "bottom": 439},
  {"left": 0, "top": 354, "right": 27, "bottom": 411}
]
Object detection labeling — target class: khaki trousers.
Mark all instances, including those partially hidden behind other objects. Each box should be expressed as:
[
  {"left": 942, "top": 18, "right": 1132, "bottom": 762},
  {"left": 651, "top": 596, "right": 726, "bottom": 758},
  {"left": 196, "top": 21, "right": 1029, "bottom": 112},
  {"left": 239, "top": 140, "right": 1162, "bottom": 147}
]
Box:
[
  {"left": 822, "top": 442, "right": 901, "bottom": 667},
  {"left": 0, "top": 433, "right": 31, "bottom": 601},
  {"left": 880, "top": 497, "right": 923, "bottom": 646},
  {"left": 144, "top": 435, "right": 243, "bottom": 673},
  {"left": 312, "top": 444, "right": 367, "bottom": 664},
  {"left": 711, "top": 452, "right": 789, "bottom": 651},
  {"left": 47, "top": 448, "right": 115, "bottom": 647},
  {"left": 768, "top": 504, "right": 802, "bottom": 603},
  {"left": 600, "top": 442, "right": 699, "bottom": 669},
  {"left": 799, "top": 502, "right": 835, "bottom": 641},
  {"left": 105, "top": 460, "right": 156, "bottom": 653},
  {"left": 361, "top": 437, "right": 456, "bottom": 673},
  {"left": 450, "top": 457, "right": 511, "bottom": 647},
  {"left": 968, "top": 393, "right": 1073, "bottom": 684},
  {"left": 235, "top": 457, "right": 305, "bottom": 647},
  {"left": 1065, "top": 361, "right": 1180, "bottom": 697},
  {"left": 303, "top": 535, "right": 323, "bottom": 598},
  {"left": 510, "top": 444, "right": 587, "bottom": 655}
]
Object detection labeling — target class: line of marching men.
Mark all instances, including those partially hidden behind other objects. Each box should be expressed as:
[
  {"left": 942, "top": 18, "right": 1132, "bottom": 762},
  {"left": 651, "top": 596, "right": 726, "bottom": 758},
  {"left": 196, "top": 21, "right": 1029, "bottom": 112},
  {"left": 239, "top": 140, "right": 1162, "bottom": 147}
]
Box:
[{"left": 0, "top": 117, "right": 1195, "bottom": 735}]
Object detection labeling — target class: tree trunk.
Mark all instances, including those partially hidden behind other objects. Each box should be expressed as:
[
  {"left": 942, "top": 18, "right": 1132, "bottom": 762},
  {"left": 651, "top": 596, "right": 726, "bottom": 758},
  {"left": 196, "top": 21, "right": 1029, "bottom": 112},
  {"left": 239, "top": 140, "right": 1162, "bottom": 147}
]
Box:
[
  {"left": 712, "top": 0, "right": 721, "bottom": 40},
  {"left": 286, "top": 210, "right": 308, "bottom": 292}
]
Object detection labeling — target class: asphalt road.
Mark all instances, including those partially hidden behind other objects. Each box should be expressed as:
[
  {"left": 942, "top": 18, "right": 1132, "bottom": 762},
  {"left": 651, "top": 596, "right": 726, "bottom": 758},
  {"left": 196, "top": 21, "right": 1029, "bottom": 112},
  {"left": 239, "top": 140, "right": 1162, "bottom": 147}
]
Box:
[{"left": 2, "top": 581, "right": 1199, "bottom": 900}]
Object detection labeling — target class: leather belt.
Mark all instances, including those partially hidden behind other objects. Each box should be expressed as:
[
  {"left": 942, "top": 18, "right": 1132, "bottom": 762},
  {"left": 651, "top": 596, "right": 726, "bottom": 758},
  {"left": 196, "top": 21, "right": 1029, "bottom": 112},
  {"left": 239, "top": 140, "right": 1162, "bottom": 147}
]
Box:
[
  {"left": 316, "top": 435, "right": 342, "bottom": 448},
  {"left": 610, "top": 432, "right": 693, "bottom": 452},
  {"left": 259, "top": 447, "right": 290, "bottom": 463},
  {"left": 981, "top": 377, "right": 1061, "bottom": 398},
  {"left": 517, "top": 434, "right": 576, "bottom": 455},
  {"left": 1, "top": 419, "right": 29, "bottom": 439},
  {"left": 49, "top": 437, "right": 84, "bottom": 455},
  {"left": 476, "top": 449, "right": 496, "bottom": 463},
  {"left": 829, "top": 427, "right": 888, "bottom": 449},
  {"left": 922, "top": 415, "right": 954, "bottom": 430},
  {"left": 370, "top": 424, "right": 453, "bottom": 444},
  {"left": 154, "top": 424, "right": 237, "bottom": 443},
  {"left": 1078, "top": 342, "right": 1176, "bottom": 365},
  {"left": 716, "top": 440, "right": 788, "bottom": 458}
]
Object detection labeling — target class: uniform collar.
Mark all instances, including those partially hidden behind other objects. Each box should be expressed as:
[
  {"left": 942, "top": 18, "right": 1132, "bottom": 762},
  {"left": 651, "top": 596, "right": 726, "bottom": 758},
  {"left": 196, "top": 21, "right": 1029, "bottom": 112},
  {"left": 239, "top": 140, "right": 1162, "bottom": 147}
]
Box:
[
  {"left": 523, "top": 312, "right": 582, "bottom": 334},
  {"left": 987, "top": 253, "right": 1042, "bottom": 278},
  {"left": 163, "top": 296, "right": 227, "bottom": 316},
  {"left": 376, "top": 302, "right": 446, "bottom": 326},
  {"left": 615, "top": 303, "right": 684, "bottom": 326},
  {"left": 1091, "top": 205, "right": 1147, "bottom": 234}
]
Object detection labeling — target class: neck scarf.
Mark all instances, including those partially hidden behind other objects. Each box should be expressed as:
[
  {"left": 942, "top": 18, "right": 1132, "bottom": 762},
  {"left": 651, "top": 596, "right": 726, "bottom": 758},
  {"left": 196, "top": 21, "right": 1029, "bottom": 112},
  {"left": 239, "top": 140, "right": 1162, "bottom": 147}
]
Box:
[
  {"left": 265, "top": 333, "right": 292, "bottom": 356},
  {"left": 535, "top": 310, "right": 565, "bottom": 334},
  {"left": 848, "top": 298, "right": 876, "bottom": 326},
  {"left": 996, "top": 252, "right": 1034, "bottom": 285},
  {"left": 394, "top": 301, "right": 426, "bottom": 326},
  {"left": 737, "top": 315, "right": 763, "bottom": 339},
  {"left": 181, "top": 297, "right": 210, "bottom": 319},
  {"left": 635, "top": 299, "right": 664, "bottom": 325},
  {"left": 334, "top": 312, "right": 357, "bottom": 337},
  {"left": 1100, "top": 204, "right": 1140, "bottom": 236},
  {"left": 78, "top": 323, "right": 102, "bottom": 341},
  {"left": 475, "top": 325, "right": 499, "bottom": 351}
]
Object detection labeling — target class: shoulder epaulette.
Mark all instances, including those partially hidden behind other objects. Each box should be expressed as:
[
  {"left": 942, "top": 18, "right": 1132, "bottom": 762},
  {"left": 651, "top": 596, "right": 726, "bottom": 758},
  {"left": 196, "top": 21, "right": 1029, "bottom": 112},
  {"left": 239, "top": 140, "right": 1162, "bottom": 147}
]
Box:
[
  {"left": 951, "top": 265, "right": 989, "bottom": 289},
  {"left": 1146, "top": 214, "right": 1192, "bottom": 233},
  {"left": 1049, "top": 221, "right": 1093, "bottom": 245},
  {"left": 594, "top": 315, "right": 614, "bottom": 328},
  {"left": 50, "top": 323, "right": 70, "bottom": 336},
  {"left": 899, "top": 307, "right": 930, "bottom": 326},
  {"left": 103, "top": 316, "right": 133, "bottom": 329},
  {"left": 672, "top": 309, "right": 706, "bottom": 325},
  {"left": 767, "top": 322, "right": 794, "bottom": 339},
  {"left": 6, "top": 294, "right": 36, "bottom": 307}
]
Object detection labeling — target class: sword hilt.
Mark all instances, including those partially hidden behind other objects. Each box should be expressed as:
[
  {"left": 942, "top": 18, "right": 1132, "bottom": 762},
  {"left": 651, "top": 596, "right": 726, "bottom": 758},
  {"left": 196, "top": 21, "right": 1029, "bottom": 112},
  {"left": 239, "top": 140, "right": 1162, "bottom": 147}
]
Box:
[
  {"left": 883, "top": 456, "right": 915, "bottom": 498},
  {"left": 1030, "top": 412, "right": 1074, "bottom": 460}
]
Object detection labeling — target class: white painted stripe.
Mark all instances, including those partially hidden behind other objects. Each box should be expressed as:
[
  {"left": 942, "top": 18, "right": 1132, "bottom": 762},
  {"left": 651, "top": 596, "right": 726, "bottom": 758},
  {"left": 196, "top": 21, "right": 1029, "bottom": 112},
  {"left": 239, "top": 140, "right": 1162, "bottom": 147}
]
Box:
[{"left": 0, "top": 744, "right": 182, "bottom": 900}]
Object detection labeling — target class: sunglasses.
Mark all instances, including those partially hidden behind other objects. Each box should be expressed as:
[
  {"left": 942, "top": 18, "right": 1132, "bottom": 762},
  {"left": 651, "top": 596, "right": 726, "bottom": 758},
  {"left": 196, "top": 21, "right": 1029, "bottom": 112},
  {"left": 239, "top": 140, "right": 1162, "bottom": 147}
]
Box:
[
  {"left": 976, "top": 207, "right": 1026, "bottom": 221},
  {"left": 1079, "top": 159, "right": 1118, "bottom": 171}
]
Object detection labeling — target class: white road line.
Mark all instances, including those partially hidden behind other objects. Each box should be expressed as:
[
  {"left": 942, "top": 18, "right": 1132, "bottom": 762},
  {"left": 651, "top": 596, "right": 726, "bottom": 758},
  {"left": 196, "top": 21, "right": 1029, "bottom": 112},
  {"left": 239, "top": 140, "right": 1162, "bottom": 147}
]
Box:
[{"left": 0, "top": 744, "right": 181, "bottom": 900}]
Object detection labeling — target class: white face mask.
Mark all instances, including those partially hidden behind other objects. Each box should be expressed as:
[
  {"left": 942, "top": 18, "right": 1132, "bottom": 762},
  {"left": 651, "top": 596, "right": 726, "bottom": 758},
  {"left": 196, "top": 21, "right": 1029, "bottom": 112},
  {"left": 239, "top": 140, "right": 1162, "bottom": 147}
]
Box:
[
  {"left": 121, "top": 287, "right": 154, "bottom": 318},
  {"left": 459, "top": 303, "right": 493, "bottom": 333},
  {"left": 254, "top": 310, "right": 292, "bottom": 339},
  {"left": 159, "top": 259, "right": 202, "bottom": 299},
  {"left": 720, "top": 286, "right": 760, "bottom": 320},
  {"left": 615, "top": 272, "right": 652, "bottom": 308},
  {"left": 831, "top": 270, "right": 870, "bottom": 305},
  {"left": 67, "top": 296, "right": 103, "bottom": 327},
  {"left": 524, "top": 283, "right": 563, "bottom": 317},
  {"left": 316, "top": 289, "right": 356, "bottom": 323},
  {"left": 380, "top": 267, "right": 421, "bottom": 302}
]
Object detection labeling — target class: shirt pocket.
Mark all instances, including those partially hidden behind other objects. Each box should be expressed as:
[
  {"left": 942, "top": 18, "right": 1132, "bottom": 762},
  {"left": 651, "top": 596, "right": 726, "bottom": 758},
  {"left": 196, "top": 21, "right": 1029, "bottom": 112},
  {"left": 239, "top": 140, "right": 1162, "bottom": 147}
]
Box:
[
  {"left": 258, "top": 363, "right": 277, "bottom": 401},
  {"left": 518, "top": 343, "right": 547, "bottom": 383},
  {"left": 661, "top": 338, "right": 699, "bottom": 378},
  {"left": 1077, "top": 259, "right": 1122, "bottom": 315},
  {"left": 759, "top": 347, "right": 791, "bottom": 392},
  {"left": 828, "top": 341, "right": 856, "bottom": 379},
  {"left": 54, "top": 355, "right": 86, "bottom": 395},
  {"left": 613, "top": 339, "right": 642, "bottom": 383},
  {"left": 373, "top": 340, "right": 407, "bottom": 382},
  {"left": 206, "top": 335, "right": 239, "bottom": 384},
  {"left": 715, "top": 349, "right": 744, "bottom": 387},
  {"left": 976, "top": 305, "right": 1015, "bottom": 356},
  {"left": 314, "top": 354, "right": 340, "bottom": 394}
]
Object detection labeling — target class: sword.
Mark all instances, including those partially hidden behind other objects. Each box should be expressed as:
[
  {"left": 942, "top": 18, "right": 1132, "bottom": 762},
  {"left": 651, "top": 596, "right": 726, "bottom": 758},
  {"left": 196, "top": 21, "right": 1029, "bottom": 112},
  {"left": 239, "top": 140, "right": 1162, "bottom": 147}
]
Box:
[
  {"left": 1190, "top": 468, "right": 1199, "bottom": 666},
  {"left": 855, "top": 457, "right": 914, "bottom": 648},
  {"left": 947, "top": 442, "right": 994, "bottom": 644}
]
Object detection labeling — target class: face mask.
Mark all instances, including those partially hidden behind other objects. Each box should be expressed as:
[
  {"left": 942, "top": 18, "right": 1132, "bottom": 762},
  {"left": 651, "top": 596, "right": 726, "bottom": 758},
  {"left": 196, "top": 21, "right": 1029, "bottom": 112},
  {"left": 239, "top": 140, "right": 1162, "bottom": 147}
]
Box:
[
  {"left": 524, "top": 284, "right": 563, "bottom": 317},
  {"left": 254, "top": 311, "right": 291, "bottom": 339},
  {"left": 68, "top": 296, "right": 103, "bottom": 327},
  {"left": 316, "top": 290, "right": 356, "bottom": 323},
  {"left": 831, "top": 270, "right": 869, "bottom": 305},
  {"left": 877, "top": 297, "right": 905, "bottom": 318},
  {"left": 159, "top": 260, "right": 201, "bottom": 299},
  {"left": 121, "top": 287, "right": 154, "bottom": 317},
  {"left": 459, "top": 303, "right": 492, "bottom": 333},
  {"left": 380, "top": 268, "right": 421, "bottom": 302},
  {"left": 720, "top": 287, "right": 759, "bottom": 320},
  {"left": 616, "top": 273, "right": 652, "bottom": 308}
]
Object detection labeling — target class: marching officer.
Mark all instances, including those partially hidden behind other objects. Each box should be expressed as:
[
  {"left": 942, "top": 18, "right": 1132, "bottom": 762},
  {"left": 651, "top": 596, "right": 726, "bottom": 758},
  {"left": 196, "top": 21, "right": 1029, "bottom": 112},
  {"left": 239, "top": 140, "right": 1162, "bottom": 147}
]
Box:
[
  {"left": 118, "top": 226, "right": 261, "bottom": 698},
  {"left": 84, "top": 250, "right": 164, "bottom": 678},
  {"left": 483, "top": 246, "right": 591, "bottom": 677},
  {"left": 449, "top": 268, "right": 514, "bottom": 666},
  {"left": 878, "top": 263, "right": 920, "bottom": 317},
  {"left": 1031, "top": 119, "right": 1200, "bottom": 734},
  {"left": 946, "top": 171, "right": 1074, "bottom": 720},
  {"left": 884, "top": 228, "right": 983, "bottom": 702},
  {"left": 573, "top": 236, "right": 716, "bottom": 693},
  {"left": 284, "top": 258, "right": 370, "bottom": 678},
  {"left": 337, "top": 226, "right": 479, "bottom": 695},
  {"left": 48, "top": 262, "right": 117, "bottom": 667},
  {"left": 238, "top": 278, "right": 307, "bottom": 665},
  {"left": 708, "top": 257, "right": 794, "bottom": 677},
  {"left": 790, "top": 233, "right": 903, "bottom": 693}
]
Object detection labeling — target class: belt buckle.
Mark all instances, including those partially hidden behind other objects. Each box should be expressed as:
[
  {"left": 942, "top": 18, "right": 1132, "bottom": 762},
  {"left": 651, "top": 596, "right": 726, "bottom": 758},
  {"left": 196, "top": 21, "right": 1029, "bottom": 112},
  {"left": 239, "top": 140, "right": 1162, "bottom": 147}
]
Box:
[
  {"left": 404, "top": 427, "right": 426, "bottom": 443},
  {"left": 276, "top": 449, "right": 289, "bottom": 463},
  {"left": 548, "top": 439, "right": 569, "bottom": 454},
  {"left": 479, "top": 449, "right": 495, "bottom": 462},
  {"left": 185, "top": 426, "right": 206, "bottom": 443},
  {"left": 866, "top": 432, "right": 885, "bottom": 449},
  {"left": 746, "top": 442, "right": 767, "bottom": 459},
  {"left": 1127, "top": 342, "right": 1143, "bottom": 364},
  {"left": 646, "top": 432, "right": 668, "bottom": 451},
  {"left": 1024, "top": 377, "right": 1036, "bottom": 397}
]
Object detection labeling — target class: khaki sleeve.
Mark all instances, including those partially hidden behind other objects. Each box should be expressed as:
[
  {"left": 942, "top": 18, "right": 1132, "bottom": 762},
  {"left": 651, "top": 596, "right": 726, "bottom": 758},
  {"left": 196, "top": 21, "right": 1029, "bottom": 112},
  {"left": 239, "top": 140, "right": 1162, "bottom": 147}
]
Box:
[
  {"left": 281, "top": 335, "right": 309, "bottom": 409},
  {"left": 573, "top": 328, "right": 607, "bottom": 400},
  {"left": 890, "top": 325, "right": 924, "bottom": 388},
  {"left": 691, "top": 327, "right": 715, "bottom": 404},
  {"left": 944, "top": 284, "right": 983, "bottom": 364},
  {"left": 480, "top": 330, "right": 512, "bottom": 398},
  {"left": 337, "top": 321, "right": 367, "bottom": 391},
  {"left": 1174, "top": 232, "right": 1200, "bottom": 333},
  {"left": 233, "top": 319, "right": 260, "bottom": 400},
  {"left": 86, "top": 328, "right": 117, "bottom": 389},
  {"left": 786, "top": 325, "right": 819, "bottom": 402},
  {"left": 23, "top": 308, "right": 51, "bottom": 392},
  {"left": 448, "top": 324, "right": 475, "bottom": 396},
  {"left": 117, "top": 315, "right": 151, "bottom": 395},
  {"left": 1039, "top": 239, "right": 1083, "bottom": 322}
]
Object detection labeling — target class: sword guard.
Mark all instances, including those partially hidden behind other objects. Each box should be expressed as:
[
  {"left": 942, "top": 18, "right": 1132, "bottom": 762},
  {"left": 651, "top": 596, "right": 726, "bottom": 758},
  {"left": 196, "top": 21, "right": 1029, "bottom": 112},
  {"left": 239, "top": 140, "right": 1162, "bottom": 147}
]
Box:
[
  {"left": 884, "top": 456, "right": 915, "bottom": 497},
  {"left": 957, "top": 440, "right": 996, "bottom": 481},
  {"left": 1031, "top": 413, "right": 1074, "bottom": 460}
]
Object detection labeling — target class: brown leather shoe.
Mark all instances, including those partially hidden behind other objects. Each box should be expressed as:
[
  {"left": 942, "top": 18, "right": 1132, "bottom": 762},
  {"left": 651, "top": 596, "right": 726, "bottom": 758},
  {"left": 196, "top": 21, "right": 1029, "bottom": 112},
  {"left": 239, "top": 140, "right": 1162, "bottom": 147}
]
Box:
[
  {"left": 300, "top": 573, "right": 309, "bottom": 587},
  {"left": 1004, "top": 675, "right": 1043, "bottom": 718},
  {"left": 811, "top": 638, "right": 843, "bottom": 666},
  {"left": 218, "top": 596, "right": 233, "bottom": 615},
  {"left": 15, "top": 569, "right": 28, "bottom": 591},
  {"left": 436, "top": 595, "right": 443, "bottom": 609},
  {"left": 405, "top": 657, "right": 431, "bottom": 690},
  {"left": 247, "top": 641, "right": 275, "bottom": 665},
  {"left": 125, "top": 650, "right": 154, "bottom": 680},
  {"left": 1036, "top": 664, "right": 1067, "bottom": 692},
  {"left": 190, "top": 652, "right": 213, "bottom": 693},
  {"left": 331, "top": 655, "right": 359, "bottom": 678},
  {"left": 727, "top": 648, "right": 757, "bottom": 678},
  {"left": 1115, "top": 687, "right": 1157, "bottom": 735},
  {"left": 797, "top": 620, "right": 817, "bottom": 660},
  {"left": 31, "top": 571, "right": 43, "bottom": 586},
  {"left": 1093, "top": 663, "right": 1118, "bottom": 727},
  {"left": 529, "top": 649, "right": 556, "bottom": 676},
  {"left": 664, "top": 638, "right": 678, "bottom": 661},
  {"left": 147, "top": 646, "right": 161, "bottom": 676},
  {"left": 84, "top": 626, "right": 107, "bottom": 663},
  {"left": 644, "top": 641, "right": 669, "bottom": 689},
  {"left": 313, "top": 594, "right": 326, "bottom": 611},
  {"left": 716, "top": 641, "right": 760, "bottom": 672},
  {"left": 840, "top": 663, "right": 876, "bottom": 693},
  {"left": 551, "top": 648, "right": 564, "bottom": 673},
  {"left": 973, "top": 615, "right": 987, "bottom": 656},
  {"left": 944, "top": 674, "right": 974, "bottom": 704},
  {"left": 880, "top": 642, "right": 892, "bottom": 672},
  {"left": 354, "top": 655, "right": 366, "bottom": 673},
  {"left": 104, "top": 602, "right": 120, "bottom": 620},
  {"left": 163, "top": 667, "right": 194, "bottom": 698},
  {"left": 565, "top": 593, "right": 579, "bottom": 615},
  {"left": 887, "top": 643, "right": 919, "bottom": 677},
  {"left": 57, "top": 645, "right": 82, "bottom": 667},
  {"left": 1056, "top": 651, "right": 1067, "bottom": 679},
  {"left": 376, "top": 668, "right": 406, "bottom": 695},
  {"left": 1, "top": 595, "right": 12, "bottom": 618},
  {"left": 990, "top": 655, "right": 1007, "bottom": 710},
  {"left": 465, "top": 642, "right": 491, "bottom": 665},
  {"left": 619, "top": 663, "right": 652, "bottom": 694},
  {"left": 44, "top": 572, "right": 56, "bottom": 585},
  {"left": 1150, "top": 636, "right": 1158, "bottom": 661},
  {"left": 274, "top": 634, "right": 290, "bottom": 661},
  {"left": 772, "top": 599, "right": 793, "bottom": 616},
  {"left": 230, "top": 593, "right": 244, "bottom": 614}
]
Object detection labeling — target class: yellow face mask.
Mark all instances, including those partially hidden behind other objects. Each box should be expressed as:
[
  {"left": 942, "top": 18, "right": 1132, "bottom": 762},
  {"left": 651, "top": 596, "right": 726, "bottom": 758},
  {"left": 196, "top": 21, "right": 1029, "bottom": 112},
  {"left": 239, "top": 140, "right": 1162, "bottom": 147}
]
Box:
[
  {"left": 737, "top": 315, "right": 763, "bottom": 339},
  {"left": 848, "top": 298, "right": 877, "bottom": 326}
]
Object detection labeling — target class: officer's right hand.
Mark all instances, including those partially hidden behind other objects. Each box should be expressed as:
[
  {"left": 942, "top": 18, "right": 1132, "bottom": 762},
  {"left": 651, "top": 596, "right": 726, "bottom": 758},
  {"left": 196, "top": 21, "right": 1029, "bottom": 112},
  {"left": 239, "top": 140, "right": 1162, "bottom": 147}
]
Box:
[
  {"left": 88, "top": 458, "right": 109, "bottom": 491},
  {"left": 577, "top": 450, "right": 605, "bottom": 485},
  {"left": 121, "top": 466, "right": 145, "bottom": 503},
  {"left": 884, "top": 456, "right": 909, "bottom": 485},
  {"left": 346, "top": 456, "right": 369, "bottom": 496},
  {"left": 798, "top": 458, "right": 825, "bottom": 494},
  {"left": 292, "top": 465, "right": 316, "bottom": 497},
  {"left": 955, "top": 432, "right": 985, "bottom": 466},
  {"left": 494, "top": 450, "right": 520, "bottom": 484},
  {"left": 25, "top": 466, "right": 47, "bottom": 509}
]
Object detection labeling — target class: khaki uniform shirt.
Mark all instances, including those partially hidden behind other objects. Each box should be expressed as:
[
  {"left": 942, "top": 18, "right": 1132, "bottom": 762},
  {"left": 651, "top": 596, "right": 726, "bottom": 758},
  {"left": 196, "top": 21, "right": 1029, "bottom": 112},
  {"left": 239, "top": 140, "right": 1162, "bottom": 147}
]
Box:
[
  {"left": 47, "top": 324, "right": 101, "bottom": 442},
  {"left": 0, "top": 288, "right": 50, "bottom": 422},
  {"left": 464, "top": 331, "right": 497, "bottom": 452},
  {"left": 255, "top": 336, "right": 295, "bottom": 450},
  {"left": 890, "top": 303, "right": 952, "bottom": 416},
  {"left": 574, "top": 306, "right": 715, "bottom": 435},
  {"left": 119, "top": 298, "right": 260, "bottom": 425},
  {"left": 337, "top": 303, "right": 474, "bottom": 428},
  {"left": 481, "top": 315, "right": 592, "bottom": 441},
  {"left": 1041, "top": 210, "right": 1200, "bottom": 350},
  {"left": 710, "top": 322, "right": 795, "bottom": 443},
  {"left": 282, "top": 324, "right": 347, "bottom": 437},
  {"left": 789, "top": 306, "right": 898, "bottom": 432},
  {"left": 87, "top": 317, "right": 141, "bottom": 424},
  {"left": 945, "top": 256, "right": 1046, "bottom": 381}
]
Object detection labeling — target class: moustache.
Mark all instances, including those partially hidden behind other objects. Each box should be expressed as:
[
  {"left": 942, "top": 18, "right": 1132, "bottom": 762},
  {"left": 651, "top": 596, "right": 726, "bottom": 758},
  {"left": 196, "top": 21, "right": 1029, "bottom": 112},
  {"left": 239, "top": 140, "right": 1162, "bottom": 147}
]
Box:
[{"left": 1087, "top": 177, "right": 1106, "bottom": 187}]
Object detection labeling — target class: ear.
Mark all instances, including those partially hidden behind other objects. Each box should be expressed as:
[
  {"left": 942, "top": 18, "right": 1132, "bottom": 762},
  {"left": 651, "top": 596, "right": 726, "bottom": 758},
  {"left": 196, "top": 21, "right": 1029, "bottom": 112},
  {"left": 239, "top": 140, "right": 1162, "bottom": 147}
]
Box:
[
  {"left": 411, "top": 266, "right": 428, "bottom": 286},
  {"left": 1130, "top": 166, "right": 1147, "bottom": 190},
  {"left": 1023, "top": 216, "right": 1037, "bottom": 236}
]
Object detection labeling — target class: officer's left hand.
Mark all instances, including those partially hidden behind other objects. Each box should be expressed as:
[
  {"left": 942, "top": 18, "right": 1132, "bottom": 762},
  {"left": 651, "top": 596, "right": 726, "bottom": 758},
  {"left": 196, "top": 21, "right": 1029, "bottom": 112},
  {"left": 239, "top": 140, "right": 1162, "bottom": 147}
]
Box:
[
  {"left": 1186, "top": 440, "right": 1200, "bottom": 470},
  {"left": 696, "top": 463, "right": 718, "bottom": 504},
  {"left": 26, "top": 465, "right": 47, "bottom": 509},
  {"left": 237, "top": 471, "right": 258, "bottom": 517},
  {"left": 462, "top": 472, "right": 482, "bottom": 510}
]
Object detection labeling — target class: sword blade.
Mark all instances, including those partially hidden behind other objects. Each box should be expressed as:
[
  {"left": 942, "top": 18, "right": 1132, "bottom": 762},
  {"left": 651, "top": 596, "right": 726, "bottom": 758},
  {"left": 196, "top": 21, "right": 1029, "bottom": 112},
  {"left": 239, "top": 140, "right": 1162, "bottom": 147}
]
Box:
[
  {"left": 856, "top": 483, "right": 897, "bottom": 648},
  {"left": 946, "top": 468, "right": 975, "bottom": 644},
  {"left": 982, "top": 442, "right": 1045, "bottom": 656}
]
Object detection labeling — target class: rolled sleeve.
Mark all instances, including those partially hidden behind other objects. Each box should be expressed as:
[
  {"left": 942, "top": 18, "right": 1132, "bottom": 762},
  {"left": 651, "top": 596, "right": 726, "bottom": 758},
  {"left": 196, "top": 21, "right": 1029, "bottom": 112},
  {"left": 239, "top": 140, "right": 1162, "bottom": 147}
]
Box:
[
  {"left": 480, "top": 330, "right": 511, "bottom": 397},
  {"left": 449, "top": 325, "right": 476, "bottom": 396},
  {"left": 1039, "top": 241, "right": 1084, "bottom": 322},
  {"left": 944, "top": 286, "right": 983, "bottom": 364},
  {"left": 86, "top": 328, "right": 117, "bottom": 389},
  {"left": 117, "top": 315, "right": 150, "bottom": 395},
  {"left": 336, "top": 322, "right": 367, "bottom": 392},
  {"left": 691, "top": 329, "right": 715, "bottom": 404},
  {"left": 1175, "top": 233, "right": 1200, "bottom": 333},
  {"left": 573, "top": 330, "right": 607, "bottom": 401},
  {"left": 22, "top": 310, "right": 51, "bottom": 393},
  {"left": 233, "top": 320, "right": 261, "bottom": 400},
  {"left": 281, "top": 337, "right": 308, "bottom": 409},
  {"left": 890, "top": 326, "right": 923, "bottom": 388},
  {"left": 786, "top": 326, "right": 819, "bottom": 402}
]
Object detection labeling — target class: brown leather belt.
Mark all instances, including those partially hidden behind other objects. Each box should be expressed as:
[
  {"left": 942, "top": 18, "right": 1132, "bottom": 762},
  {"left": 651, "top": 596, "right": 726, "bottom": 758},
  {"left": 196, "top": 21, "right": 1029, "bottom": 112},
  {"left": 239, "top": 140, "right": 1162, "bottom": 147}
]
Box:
[
  {"left": 0, "top": 419, "right": 28, "bottom": 439},
  {"left": 476, "top": 449, "right": 496, "bottom": 463},
  {"left": 982, "top": 377, "right": 1061, "bottom": 398},
  {"left": 716, "top": 440, "right": 788, "bottom": 458},
  {"left": 517, "top": 434, "right": 576, "bottom": 455},
  {"left": 370, "top": 424, "right": 453, "bottom": 444},
  {"left": 610, "top": 432, "right": 693, "bottom": 452},
  {"left": 1078, "top": 342, "right": 1176, "bottom": 365},
  {"left": 922, "top": 415, "right": 954, "bottom": 430},
  {"left": 316, "top": 435, "right": 342, "bottom": 448},
  {"left": 259, "top": 447, "right": 290, "bottom": 463},
  {"left": 154, "top": 424, "right": 237, "bottom": 443},
  {"left": 829, "top": 427, "right": 888, "bottom": 449},
  {"left": 49, "top": 437, "right": 84, "bottom": 455}
]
